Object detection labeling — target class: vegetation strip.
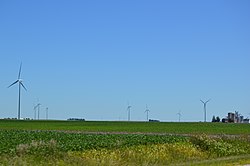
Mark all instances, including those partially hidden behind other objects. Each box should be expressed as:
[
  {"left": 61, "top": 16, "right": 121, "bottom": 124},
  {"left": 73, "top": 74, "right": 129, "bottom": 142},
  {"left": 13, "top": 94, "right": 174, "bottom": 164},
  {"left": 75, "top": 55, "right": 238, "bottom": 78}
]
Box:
[
  {"left": 0, "top": 121, "right": 249, "bottom": 165},
  {"left": 0, "top": 120, "right": 250, "bottom": 134},
  {"left": 174, "top": 154, "right": 250, "bottom": 166}
]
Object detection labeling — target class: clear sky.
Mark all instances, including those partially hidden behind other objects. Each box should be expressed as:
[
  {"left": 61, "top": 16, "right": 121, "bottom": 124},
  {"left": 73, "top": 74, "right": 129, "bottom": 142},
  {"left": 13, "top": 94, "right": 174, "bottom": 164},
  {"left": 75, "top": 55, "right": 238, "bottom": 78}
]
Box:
[{"left": 0, "top": 0, "right": 250, "bottom": 121}]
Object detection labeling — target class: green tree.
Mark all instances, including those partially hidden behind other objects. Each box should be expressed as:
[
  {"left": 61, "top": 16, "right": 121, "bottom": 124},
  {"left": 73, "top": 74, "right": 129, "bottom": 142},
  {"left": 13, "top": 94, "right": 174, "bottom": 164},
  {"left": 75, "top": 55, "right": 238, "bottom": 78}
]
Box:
[
  {"left": 216, "top": 116, "right": 220, "bottom": 122},
  {"left": 212, "top": 116, "right": 216, "bottom": 122}
]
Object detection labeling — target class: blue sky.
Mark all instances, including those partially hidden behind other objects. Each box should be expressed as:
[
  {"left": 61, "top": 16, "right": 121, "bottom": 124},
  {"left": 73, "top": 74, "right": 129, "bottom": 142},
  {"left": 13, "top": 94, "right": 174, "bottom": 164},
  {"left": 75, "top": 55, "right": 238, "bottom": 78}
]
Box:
[{"left": 0, "top": 0, "right": 250, "bottom": 121}]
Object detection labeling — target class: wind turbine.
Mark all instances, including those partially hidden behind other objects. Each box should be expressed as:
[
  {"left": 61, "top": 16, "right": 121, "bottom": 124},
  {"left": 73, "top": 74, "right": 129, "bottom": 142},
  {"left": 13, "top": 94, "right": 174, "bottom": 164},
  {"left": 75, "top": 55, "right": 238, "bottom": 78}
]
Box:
[
  {"left": 36, "top": 103, "right": 41, "bottom": 120},
  {"left": 145, "top": 105, "right": 150, "bottom": 121},
  {"left": 46, "top": 107, "right": 48, "bottom": 120},
  {"left": 8, "top": 63, "right": 27, "bottom": 120},
  {"left": 33, "top": 103, "right": 41, "bottom": 120},
  {"left": 127, "top": 102, "right": 132, "bottom": 121},
  {"left": 33, "top": 105, "right": 37, "bottom": 120},
  {"left": 200, "top": 99, "right": 211, "bottom": 122},
  {"left": 177, "top": 111, "right": 182, "bottom": 122}
]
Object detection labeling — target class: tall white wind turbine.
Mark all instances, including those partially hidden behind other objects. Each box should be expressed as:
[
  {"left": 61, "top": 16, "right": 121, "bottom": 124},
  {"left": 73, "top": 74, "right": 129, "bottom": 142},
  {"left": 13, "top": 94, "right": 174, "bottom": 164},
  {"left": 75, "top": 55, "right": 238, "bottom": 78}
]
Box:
[{"left": 8, "top": 63, "right": 27, "bottom": 120}]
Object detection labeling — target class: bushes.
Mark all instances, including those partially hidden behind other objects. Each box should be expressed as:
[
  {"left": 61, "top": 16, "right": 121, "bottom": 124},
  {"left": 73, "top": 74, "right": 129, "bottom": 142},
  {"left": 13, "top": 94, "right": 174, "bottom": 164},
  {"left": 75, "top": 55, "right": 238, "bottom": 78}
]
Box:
[
  {"left": 16, "top": 140, "right": 62, "bottom": 157},
  {"left": 0, "top": 130, "right": 187, "bottom": 154},
  {"left": 190, "top": 135, "right": 250, "bottom": 157},
  {"left": 0, "top": 130, "right": 250, "bottom": 165},
  {"left": 72, "top": 143, "right": 208, "bottom": 165}
]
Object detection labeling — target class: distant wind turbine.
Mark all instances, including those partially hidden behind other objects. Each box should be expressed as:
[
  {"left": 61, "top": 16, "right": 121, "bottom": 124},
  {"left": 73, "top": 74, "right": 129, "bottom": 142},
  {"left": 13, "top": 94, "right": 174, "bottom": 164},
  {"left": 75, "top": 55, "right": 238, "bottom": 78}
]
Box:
[
  {"left": 36, "top": 103, "right": 41, "bottom": 120},
  {"left": 8, "top": 63, "right": 27, "bottom": 120},
  {"left": 33, "top": 103, "right": 41, "bottom": 120},
  {"left": 33, "top": 105, "right": 37, "bottom": 120},
  {"left": 200, "top": 99, "right": 211, "bottom": 122},
  {"left": 127, "top": 102, "right": 132, "bottom": 121},
  {"left": 46, "top": 107, "right": 48, "bottom": 120},
  {"left": 177, "top": 111, "right": 182, "bottom": 122},
  {"left": 145, "top": 105, "right": 150, "bottom": 121}
]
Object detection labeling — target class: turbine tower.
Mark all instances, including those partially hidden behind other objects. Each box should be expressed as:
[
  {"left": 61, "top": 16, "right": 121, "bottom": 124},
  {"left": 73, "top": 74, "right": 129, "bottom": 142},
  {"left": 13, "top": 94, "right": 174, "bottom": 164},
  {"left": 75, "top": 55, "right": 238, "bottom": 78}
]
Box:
[
  {"left": 36, "top": 103, "right": 41, "bottom": 120},
  {"left": 145, "top": 105, "right": 150, "bottom": 121},
  {"left": 177, "top": 111, "right": 181, "bottom": 122},
  {"left": 200, "top": 99, "right": 211, "bottom": 122},
  {"left": 33, "top": 103, "right": 41, "bottom": 120},
  {"left": 8, "top": 63, "right": 27, "bottom": 120},
  {"left": 127, "top": 102, "right": 132, "bottom": 121},
  {"left": 33, "top": 105, "right": 37, "bottom": 120},
  {"left": 46, "top": 107, "right": 48, "bottom": 120}
]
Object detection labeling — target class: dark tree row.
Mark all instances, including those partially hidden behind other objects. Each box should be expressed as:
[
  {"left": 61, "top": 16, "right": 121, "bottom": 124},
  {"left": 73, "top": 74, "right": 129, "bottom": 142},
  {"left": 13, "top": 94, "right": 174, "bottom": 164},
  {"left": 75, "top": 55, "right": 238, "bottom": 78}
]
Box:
[{"left": 212, "top": 116, "right": 220, "bottom": 122}]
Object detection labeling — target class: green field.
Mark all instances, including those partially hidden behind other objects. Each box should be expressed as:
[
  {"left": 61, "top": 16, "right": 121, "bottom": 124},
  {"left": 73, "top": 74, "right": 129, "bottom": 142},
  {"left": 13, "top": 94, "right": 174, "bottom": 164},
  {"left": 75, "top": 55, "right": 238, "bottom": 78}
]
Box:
[
  {"left": 0, "top": 120, "right": 250, "bottom": 165},
  {"left": 0, "top": 120, "right": 250, "bottom": 134}
]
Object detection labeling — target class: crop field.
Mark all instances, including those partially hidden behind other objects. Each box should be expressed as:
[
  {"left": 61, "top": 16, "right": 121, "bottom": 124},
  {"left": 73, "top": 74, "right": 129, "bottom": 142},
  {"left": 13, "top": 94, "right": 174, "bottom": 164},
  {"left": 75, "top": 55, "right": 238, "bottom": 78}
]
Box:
[
  {"left": 0, "top": 120, "right": 250, "bottom": 134},
  {"left": 0, "top": 120, "right": 250, "bottom": 165}
]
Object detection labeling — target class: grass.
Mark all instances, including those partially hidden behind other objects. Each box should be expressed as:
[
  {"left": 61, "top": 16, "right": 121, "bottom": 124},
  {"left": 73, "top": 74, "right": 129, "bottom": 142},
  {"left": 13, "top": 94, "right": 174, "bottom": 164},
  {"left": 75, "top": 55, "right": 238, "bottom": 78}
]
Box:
[
  {"left": 0, "top": 130, "right": 188, "bottom": 154},
  {"left": 0, "top": 130, "right": 249, "bottom": 165},
  {"left": 0, "top": 120, "right": 249, "bottom": 165},
  {"left": 0, "top": 119, "right": 250, "bottom": 134},
  {"left": 190, "top": 154, "right": 250, "bottom": 166}
]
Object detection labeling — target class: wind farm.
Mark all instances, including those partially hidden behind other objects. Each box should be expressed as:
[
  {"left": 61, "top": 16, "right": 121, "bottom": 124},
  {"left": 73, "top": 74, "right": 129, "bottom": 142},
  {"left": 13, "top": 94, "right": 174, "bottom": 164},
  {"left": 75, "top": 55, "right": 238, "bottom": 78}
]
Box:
[
  {"left": 1, "top": 0, "right": 250, "bottom": 165},
  {"left": 2, "top": 63, "right": 248, "bottom": 123},
  {"left": 1, "top": 62, "right": 249, "bottom": 165},
  {"left": 1, "top": 65, "right": 250, "bottom": 165}
]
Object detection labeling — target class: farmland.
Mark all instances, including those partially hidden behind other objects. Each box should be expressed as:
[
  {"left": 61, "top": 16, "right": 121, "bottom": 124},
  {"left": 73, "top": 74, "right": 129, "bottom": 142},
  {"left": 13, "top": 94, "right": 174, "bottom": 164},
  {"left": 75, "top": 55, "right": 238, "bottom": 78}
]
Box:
[
  {"left": 0, "top": 120, "right": 250, "bottom": 134},
  {"left": 0, "top": 120, "right": 250, "bottom": 165}
]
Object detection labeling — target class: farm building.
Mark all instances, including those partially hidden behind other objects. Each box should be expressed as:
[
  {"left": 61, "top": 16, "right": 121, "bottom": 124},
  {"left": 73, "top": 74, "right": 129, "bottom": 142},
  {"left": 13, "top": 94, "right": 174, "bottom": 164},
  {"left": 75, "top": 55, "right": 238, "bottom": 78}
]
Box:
[
  {"left": 228, "top": 112, "right": 235, "bottom": 123},
  {"left": 222, "top": 111, "right": 249, "bottom": 123},
  {"left": 243, "top": 119, "right": 249, "bottom": 124},
  {"left": 222, "top": 118, "right": 228, "bottom": 123}
]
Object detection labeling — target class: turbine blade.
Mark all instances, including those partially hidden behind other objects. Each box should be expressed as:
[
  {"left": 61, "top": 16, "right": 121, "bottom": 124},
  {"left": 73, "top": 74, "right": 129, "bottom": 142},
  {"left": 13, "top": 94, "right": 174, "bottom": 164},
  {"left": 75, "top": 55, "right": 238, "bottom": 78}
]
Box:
[
  {"left": 8, "top": 80, "right": 18, "bottom": 88},
  {"left": 127, "top": 106, "right": 131, "bottom": 111},
  {"left": 20, "top": 82, "right": 27, "bottom": 91},
  {"left": 18, "top": 63, "right": 22, "bottom": 79},
  {"left": 200, "top": 100, "right": 205, "bottom": 104},
  {"left": 34, "top": 104, "right": 38, "bottom": 109},
  {"left": 204, "top": 100, "right": 210, "bottom": 104}
]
